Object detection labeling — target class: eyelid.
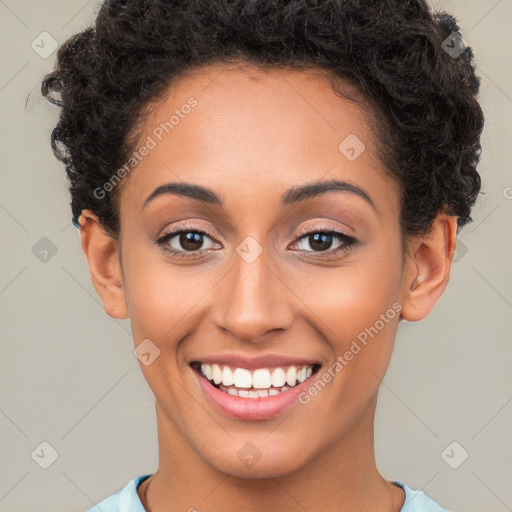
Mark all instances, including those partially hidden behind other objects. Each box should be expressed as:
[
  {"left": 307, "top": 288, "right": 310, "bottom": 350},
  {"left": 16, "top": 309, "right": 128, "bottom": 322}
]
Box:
[
  {"left": 156, "top": 222, "right": 218, "bottom": 241},
  {"left": 155, "top": 220, "right": 359, "bottom": 257},
  {"left": 293, "top": 223, "right": 353, "bottom": 240},
  {"left": 290, "top": 218, "right": 359, "bottom": 246},
  {"left": 289, "top": 227, "right": 358, "bottom": 255}
]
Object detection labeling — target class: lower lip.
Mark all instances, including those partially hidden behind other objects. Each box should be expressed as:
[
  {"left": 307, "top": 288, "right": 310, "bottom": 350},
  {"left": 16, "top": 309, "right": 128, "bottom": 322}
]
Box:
[{"left": 193, "top": 367, "right": 319, "bottom": 421}]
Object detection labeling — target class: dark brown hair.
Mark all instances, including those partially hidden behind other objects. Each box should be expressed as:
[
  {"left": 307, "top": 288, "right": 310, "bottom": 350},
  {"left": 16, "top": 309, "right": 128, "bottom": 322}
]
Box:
[{"left": 41, "top": 0, "right": 485, "bottom": 239}]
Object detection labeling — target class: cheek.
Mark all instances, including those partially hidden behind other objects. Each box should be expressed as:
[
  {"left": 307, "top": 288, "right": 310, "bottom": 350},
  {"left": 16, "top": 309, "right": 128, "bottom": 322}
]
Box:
[
  {"left": 293, "top": 244, "right": 403, "bottom": 380},
  {"left": 330, "top": 255, "right": 402, "bottom": 384},
  {"left": 300, "top": 247, "right": 402, "bottom": 333},
  {"left": 288, "top": 258, "right": 402, "bottom": 429},
  {"left": 123, "top": 229, "right": 403, "bottom": 341},
  {"left": 120, "top": 243, "right": 195, "bottom": 342}
]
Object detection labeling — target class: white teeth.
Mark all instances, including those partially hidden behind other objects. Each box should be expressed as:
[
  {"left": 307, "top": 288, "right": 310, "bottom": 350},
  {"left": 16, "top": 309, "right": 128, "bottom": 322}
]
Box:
[
  {"left": 286, "top": 366, "right": 297, "bottom": 386},
  {"left": 212, "top": 364, "right": 222, "bottom": 384},
  {"left": 271, "top": 368, "right": 286, "bottom": 387},
  {"left": 222, "top": 366, "right": 234, "bottom": 386},
  {"left": 233, "top": 368, "right": 252, "bottom": 388},
  {"left": 252, "top": 369, "right": 271, "bottom": 389},
  {"left": 201, "top": 363, "right": 213, "bottom": 381},
  {"left": 218, "top": 384, "right": 292, "bottom": 398},
  {"left": 198, "top": 362, "right": 317, "bottom": 396}
]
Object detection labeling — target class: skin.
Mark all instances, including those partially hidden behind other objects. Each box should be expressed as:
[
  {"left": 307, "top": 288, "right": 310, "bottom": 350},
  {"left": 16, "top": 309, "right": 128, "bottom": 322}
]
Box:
[{"left": 78, "top": 62, "right": 457, "bottom": 512}]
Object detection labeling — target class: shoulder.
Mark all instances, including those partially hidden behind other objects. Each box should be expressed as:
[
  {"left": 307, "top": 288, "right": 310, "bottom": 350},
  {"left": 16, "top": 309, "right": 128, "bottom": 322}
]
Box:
[
  {"left": 84, "top": 474, "right": 151, "bottom": 512},
  {"left": 84, "top": 475, "right": 450, "bottom": 512},
  {"left": 394, "top": 481, "right": 451, "bottom": 512}
]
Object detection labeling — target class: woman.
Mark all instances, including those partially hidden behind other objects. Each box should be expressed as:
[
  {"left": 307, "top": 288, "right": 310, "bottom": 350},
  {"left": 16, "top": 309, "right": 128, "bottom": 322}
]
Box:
[{"left": 41, "top": 0, "right": 484, "bottom": 510}]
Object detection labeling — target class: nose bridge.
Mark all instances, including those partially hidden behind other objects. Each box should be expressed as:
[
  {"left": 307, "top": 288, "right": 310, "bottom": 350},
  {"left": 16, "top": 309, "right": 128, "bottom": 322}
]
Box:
[{"left": 214, "top": 240, "right": 293, "bottom": 342}]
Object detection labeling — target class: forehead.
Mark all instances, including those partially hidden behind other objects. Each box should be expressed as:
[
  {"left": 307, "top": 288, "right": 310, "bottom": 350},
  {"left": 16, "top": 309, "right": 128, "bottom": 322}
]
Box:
[{"left": 119, "top": 62, "right": 399, "bottom": 222}]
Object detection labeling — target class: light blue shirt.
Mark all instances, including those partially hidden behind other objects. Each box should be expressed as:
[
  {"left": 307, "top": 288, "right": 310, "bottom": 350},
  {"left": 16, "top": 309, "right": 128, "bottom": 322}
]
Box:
[{"left": 86, "top": 474, "right": 450, "bottom": 511}]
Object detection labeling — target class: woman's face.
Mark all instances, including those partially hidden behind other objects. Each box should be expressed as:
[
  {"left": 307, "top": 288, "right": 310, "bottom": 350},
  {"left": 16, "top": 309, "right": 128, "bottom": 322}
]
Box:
[{"left": 113, "top": 63, "right": 409, "bottom": 477}]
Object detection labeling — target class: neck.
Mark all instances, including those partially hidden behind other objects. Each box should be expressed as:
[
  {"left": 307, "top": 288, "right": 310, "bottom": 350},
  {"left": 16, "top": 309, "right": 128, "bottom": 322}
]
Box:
[{"left": 139, "top": 393, "right": 405, "bottom": 512}]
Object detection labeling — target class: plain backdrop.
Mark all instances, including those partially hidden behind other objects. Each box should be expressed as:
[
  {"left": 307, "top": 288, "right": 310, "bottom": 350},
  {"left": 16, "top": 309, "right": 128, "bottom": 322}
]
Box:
[{"left": 1, "top": 1, "right": 511, "bottom": 511}]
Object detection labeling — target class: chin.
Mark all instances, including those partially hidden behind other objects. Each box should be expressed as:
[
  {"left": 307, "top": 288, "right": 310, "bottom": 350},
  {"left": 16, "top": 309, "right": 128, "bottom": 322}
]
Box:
[{"left": 198, "top": 437, "right": 315, "bottom": 479}]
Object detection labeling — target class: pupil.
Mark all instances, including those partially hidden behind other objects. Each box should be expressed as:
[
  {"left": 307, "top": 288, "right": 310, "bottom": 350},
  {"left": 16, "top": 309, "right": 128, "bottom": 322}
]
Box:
[
  {"left": 180, "top": 232, "right": 203, "bottom": 251},
  {"left": 310, "top": 233, "right": 332, "bottom": 251}
]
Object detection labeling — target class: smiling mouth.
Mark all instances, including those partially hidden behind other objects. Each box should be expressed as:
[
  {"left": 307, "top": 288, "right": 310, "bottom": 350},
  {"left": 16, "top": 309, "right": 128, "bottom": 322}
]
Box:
[{"left": 190, "top": 361, "right": 321, "bottom": 398}]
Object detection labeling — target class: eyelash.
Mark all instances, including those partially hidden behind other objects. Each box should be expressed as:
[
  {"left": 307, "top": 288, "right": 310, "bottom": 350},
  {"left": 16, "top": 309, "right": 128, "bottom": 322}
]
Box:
[{"left": 154, "top": 224, "right": 358, "bottom": 259}]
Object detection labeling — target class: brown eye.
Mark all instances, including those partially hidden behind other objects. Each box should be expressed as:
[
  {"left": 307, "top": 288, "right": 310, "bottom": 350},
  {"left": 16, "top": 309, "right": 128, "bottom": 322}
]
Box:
[
  {"left": 306, "top": 233, "right": 335, "bottom": 251},
  {"left": 177, "top": 232, "right": 205, "bottom": 251},
  {"left": 292, "top": 230, "right": 357, "bottom": 255},
  {"left": 155, "top": 227, "right": 219, "bottom": 256}
]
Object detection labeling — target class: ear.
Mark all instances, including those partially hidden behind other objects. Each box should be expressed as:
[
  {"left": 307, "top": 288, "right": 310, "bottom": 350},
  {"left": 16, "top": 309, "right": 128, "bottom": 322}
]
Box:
[
  {"left": 78, "top": 209, "right": 129, "bottom": 319},
  {"left": 400, "top": 213, "right": 458, "bottom": 322}
]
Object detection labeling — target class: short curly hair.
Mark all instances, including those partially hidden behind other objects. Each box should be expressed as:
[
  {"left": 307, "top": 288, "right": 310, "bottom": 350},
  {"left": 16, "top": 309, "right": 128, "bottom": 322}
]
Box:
[{"left": 41, "top": 0, "right": 484, "bottom": 240}]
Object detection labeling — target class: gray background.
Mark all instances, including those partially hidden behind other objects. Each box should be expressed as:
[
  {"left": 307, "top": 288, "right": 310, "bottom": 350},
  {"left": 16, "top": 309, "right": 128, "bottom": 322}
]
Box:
[{"left": 1, "top": 1, "right": 511, "bottom": 511}]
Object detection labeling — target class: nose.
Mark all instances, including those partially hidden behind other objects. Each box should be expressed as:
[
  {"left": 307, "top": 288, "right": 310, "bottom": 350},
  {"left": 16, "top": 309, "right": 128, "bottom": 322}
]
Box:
[{"left": 213, "top": 246, "right": 294, "bottom": 343}]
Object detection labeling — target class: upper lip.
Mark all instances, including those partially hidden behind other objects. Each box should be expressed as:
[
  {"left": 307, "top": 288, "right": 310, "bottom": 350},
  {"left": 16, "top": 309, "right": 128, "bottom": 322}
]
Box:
[{"left": 190, "top": 354, "right": 321, "bottom": 370}]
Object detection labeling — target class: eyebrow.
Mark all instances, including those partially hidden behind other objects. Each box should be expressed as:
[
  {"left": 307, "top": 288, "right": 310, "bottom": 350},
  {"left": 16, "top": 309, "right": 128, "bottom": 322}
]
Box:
[{"left": 141, "top": 178, "right": 377, "bottom": 212}]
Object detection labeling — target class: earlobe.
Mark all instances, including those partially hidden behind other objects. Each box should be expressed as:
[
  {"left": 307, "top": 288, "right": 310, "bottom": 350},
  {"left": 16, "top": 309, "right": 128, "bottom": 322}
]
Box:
[
  {"left": 78, "top": 210, "right": 129, "bottom": 320},
  {"left": 400, "top": 213, "right": 457, "bottom": 322}
]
